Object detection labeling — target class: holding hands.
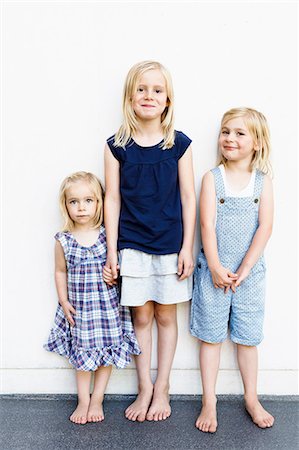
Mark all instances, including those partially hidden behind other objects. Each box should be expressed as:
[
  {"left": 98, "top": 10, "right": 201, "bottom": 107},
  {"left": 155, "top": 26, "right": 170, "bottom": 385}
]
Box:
[{"left": 103, "top": 252, "right": 119, "bottom": 286}]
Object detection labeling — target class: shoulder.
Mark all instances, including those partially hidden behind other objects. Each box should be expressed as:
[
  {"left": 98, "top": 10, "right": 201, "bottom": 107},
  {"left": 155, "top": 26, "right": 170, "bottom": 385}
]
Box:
[
  {"left": 175, "top": 130, "right": 192, "bottom": 146},
  {"left": 201, "top": 169, "right": 218, "bottom": 192},
  {"left": 260, "top": 173, "right": 273, "bottom": 194},
  {"left": 106, "top": 134, "right": 124, "bottom": 161},
  {"left": 203, "top": 167, "right": 219, "bottom": 182},
  {"left": 55, "top": 231, "right": 68, "bottom": 241},
  {"left": 174, "top": 130, "right": 192, "bottom": 159},
  {"left": 54, "top": 231, "right": 70, "bottom": 253}
]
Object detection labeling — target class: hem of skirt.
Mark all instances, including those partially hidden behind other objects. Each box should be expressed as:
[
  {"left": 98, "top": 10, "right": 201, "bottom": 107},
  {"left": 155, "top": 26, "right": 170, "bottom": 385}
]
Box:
[
  {"left": 43, "top": 333, "right": 141, "bottom": 371},
  {"left": 121, "top": 297, "right": 191, "bottom": 307}
]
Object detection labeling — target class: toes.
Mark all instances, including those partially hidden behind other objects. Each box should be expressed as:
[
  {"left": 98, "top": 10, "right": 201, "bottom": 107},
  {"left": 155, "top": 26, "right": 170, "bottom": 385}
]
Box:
[
  {"left": 146, "top": 412, "right": 154, "bottom": 421},
  {"left": 137, "top": 412, "right": 146, "bottom": 422},
  {"left": 209, "top": 423, "right": 217, "bottom": 433}
]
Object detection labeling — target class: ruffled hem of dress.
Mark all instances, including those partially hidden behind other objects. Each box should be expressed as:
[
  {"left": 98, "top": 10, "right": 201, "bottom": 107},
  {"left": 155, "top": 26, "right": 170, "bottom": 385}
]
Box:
[{"left": 44, "top": 329, "right": 141, "bottom": 371}]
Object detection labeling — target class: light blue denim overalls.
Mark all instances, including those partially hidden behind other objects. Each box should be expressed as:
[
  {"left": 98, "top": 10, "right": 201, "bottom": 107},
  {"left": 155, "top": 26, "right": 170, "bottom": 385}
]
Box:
[{"left": 190, "top": 167, "right": 266, "bottom": 346}]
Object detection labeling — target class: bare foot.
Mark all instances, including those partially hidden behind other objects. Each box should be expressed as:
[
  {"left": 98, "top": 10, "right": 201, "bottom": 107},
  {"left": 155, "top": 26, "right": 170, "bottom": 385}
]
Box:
[
  {"left": 195, "top": 397, "right": 217, "bottom": 433},
  {"left": 125, "top": 385, "right": 153, "bottom": 422},
  {"left": 146, "top": 386, "right": 171, "bottom": 421},
  {"left": 70, "top": 401, "right": 89, "bottom": 425},
  {"left": 245, "top": 398, "right": 274, "bottom": 428},
  {"left": 87, "top": 395, "right": 104, "bottom": 423}
]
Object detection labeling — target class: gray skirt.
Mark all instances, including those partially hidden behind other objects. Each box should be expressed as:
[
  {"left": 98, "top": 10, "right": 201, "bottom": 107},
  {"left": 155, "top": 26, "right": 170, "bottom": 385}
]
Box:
[{"left": 119, "top": 249, "right": 193, "bottom": 307}]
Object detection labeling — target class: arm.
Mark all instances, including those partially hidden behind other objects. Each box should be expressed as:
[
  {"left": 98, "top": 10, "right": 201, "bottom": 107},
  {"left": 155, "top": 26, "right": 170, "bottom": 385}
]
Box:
[
  {"left": 200, "top": 171, "right": 238, "bottom": 289},
  {"left": 234, "top": 175, "right": 273, "bottom": 287},
  {"left": 177, "top": 146, "right": 196, "bottom": 280},
  {"left": 104, "top": 143, "right": 121, "bottom": 284},
  {"left": 54, "top": 240, "right": 76, "bottom": 326}
]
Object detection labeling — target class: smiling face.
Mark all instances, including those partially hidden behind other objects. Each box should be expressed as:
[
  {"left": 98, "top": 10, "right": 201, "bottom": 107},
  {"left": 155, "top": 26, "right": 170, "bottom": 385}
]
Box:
[
  {"left": 65, "top": 180, "right": 98, "bottom": 228},
  {"left": 219, "top": 117, "right": 258, "bottom": 164},
  {"left": 131, "top": 69, "right": 168, "bottom": 122}
]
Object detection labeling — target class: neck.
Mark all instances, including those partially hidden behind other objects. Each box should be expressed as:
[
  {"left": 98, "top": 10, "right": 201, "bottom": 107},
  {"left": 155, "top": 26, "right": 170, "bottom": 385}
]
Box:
[
  {"left": 73, "top": 224, "right": 93, "bottom": 232},
  {"left": 134, "top": 118, "right": 163, "bottom": 140},
  {"left": 225, "top": 158, "right": 252, "bottom": 173}
]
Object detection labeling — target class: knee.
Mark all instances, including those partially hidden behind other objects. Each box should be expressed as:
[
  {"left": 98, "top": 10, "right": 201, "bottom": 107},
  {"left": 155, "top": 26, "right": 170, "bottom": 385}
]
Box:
[
  {"left": 133, "top": 311, "right": 153, "bottom": 329},
  {"left": 155, "top": 309, "right": 176, "bottom": 328}
]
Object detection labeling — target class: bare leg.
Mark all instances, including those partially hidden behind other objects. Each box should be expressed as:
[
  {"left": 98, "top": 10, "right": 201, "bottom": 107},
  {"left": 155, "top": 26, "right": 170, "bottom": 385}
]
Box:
[
  {"left": 125, "top": 302, "right": 154, "bottom": 422},
  {"left": 195, "top": 341, "right": 221, "bottom": 433},
  {"left": 237, "top": 344, "right": 274, "bottom": 428},
  {"left": 70, "top": 371, "right": 91, "bottom": 424},
  {"left": 87, "top": 365, "right": 112, "bottom": 422},
  {"left": 146, "top": 303, "right": 177, "bottom": 421}
]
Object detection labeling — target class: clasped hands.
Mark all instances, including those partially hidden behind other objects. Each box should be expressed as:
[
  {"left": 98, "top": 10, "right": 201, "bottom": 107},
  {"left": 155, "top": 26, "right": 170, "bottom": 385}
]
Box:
[{"left": 210, "top": 264, "right": 251, "bottom": 293}]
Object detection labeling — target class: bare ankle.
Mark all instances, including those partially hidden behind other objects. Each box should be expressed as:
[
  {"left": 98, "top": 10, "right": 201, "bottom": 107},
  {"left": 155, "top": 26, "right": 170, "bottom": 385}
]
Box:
[
  {"left": 153, "top": 382, "right": 169, "bottom": 394},
  {"left": 244, "top": 393, "right": 258, "bottom": 404},
  {"left": 202, "top": 394, "right": 217, "bottom": 405},
  {"left": 138, "top": 382, "right": 153, "bottom": 394}
]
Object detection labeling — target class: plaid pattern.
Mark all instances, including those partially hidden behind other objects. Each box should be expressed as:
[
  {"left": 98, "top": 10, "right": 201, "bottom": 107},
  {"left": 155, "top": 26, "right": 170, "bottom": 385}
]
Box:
[{"left": 44, "top": 225, "right": 140, "bottom": 371}]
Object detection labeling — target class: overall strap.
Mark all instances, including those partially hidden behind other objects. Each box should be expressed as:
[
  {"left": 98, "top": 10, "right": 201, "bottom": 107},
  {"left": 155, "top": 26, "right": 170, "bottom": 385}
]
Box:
[
  {"left": 211, "top": 167, "right": 226, "bottom": 198},
  {"left": 253, "top": 170, "right": 264, "bottom": 199}
]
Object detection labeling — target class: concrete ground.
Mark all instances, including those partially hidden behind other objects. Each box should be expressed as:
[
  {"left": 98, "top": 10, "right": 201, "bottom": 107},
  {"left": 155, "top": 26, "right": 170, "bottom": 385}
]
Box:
[{"left": 0, "top": 395, "right": 298, "bottom": 450}]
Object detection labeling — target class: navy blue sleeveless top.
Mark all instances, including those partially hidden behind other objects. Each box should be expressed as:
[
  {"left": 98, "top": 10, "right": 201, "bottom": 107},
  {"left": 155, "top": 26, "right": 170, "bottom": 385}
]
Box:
[{"left": 107, "top": 131, "right": 192, "bottom": 255}]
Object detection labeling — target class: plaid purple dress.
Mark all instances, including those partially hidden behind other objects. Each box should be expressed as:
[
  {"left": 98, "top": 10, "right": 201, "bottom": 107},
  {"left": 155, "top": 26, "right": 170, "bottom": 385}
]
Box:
[{"left": 44, "top": 225, "right": 140, "bottom": 371}]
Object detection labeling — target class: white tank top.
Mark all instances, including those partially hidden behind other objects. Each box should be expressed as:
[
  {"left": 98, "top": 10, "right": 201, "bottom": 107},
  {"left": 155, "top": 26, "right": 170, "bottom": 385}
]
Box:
[{"left": 219, "top": 164, "right": 256, "bottom": 197}]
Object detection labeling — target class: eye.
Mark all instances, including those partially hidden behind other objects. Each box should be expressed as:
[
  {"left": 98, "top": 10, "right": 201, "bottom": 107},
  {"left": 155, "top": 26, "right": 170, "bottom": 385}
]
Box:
[
  {"left": 137, "top": 88, "right": 144, "bottom": 92},
  {"left": 69, "top": 200, "right": 77, "bottom": 205},
  {"left": 222, "top": 130, "right": 229, "bottom": 135},
  {"left": 155, "top": 89, "right": 161, "bottom": 93},
  {"left": 86, "top": 198, "right": 94, "bottom": 203},
  {"left": 237, "top": 132, "right": 245, "bottom": 136}
]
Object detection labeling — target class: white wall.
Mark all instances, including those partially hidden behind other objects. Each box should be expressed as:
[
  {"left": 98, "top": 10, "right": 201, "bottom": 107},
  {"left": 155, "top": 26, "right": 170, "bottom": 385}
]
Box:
[{"left": 1, "top": 1, "right": 298, "bottom": 395}]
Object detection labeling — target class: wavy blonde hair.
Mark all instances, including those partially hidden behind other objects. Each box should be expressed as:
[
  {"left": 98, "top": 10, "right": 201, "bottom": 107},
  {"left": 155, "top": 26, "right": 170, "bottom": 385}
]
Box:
[
  {"left": 218, "top": 107, "right": 272, "bottom": 175},
  {"left": 59, "top": 171, "right": 104, "bottom": 231},
  {"left": 114, "top": 60, "right": 175, "bottom": 149}
]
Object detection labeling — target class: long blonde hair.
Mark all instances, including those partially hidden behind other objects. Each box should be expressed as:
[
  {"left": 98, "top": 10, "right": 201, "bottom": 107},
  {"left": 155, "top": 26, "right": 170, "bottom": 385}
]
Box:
[
  {"left": 59, "top": 171, "right": 104, "bottom": 231},
  {"left": 114, "top": 60, "right": 175, "bottom": 149},
  {"left": 218, "top": 107, "right": 272, "bottom": 175}
]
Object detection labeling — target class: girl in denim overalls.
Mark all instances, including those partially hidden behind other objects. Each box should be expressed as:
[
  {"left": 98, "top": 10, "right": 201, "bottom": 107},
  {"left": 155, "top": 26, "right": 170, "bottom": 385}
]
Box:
[{"left": 191, "top": 108, "right": 274, "bottom": 432}]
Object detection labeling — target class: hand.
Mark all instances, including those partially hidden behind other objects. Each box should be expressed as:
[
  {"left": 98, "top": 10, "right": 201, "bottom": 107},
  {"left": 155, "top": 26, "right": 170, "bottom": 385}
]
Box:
[
  {"left": 104, "top": 251, "right": 119, "bottom": 286},
  {"left": 103, "top": 265, "right": 119, "bottom": 285},
  {"left": 230, "top": 264, "right": 251, "bottom": 292},
  {"left": 210, "top": 265, "right": 238, "bottom": 291},
  {"left": 60, "top": 300, "right": 76, "bottom": 327},
  {"left": 177, "top": 248, "right": 194, "bottom": 281}
]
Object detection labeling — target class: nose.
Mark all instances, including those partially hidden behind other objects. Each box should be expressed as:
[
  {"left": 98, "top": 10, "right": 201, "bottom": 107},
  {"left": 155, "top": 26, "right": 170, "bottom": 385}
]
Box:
[
  {"left": 144, "top": 89, "right": 154, "bottom": 100},
  {"left": 78, "top": 201, "right": 86, "bottom": 211},
  {"left": 225, "top": 132, "right": 234, "bottom": 141}
]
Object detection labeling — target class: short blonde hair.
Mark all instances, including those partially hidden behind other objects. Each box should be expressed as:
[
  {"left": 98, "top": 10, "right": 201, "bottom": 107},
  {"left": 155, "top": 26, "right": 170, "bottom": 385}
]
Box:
[
  {"left": 218, "top": 107, "right": 272, "bottom": 175},
  {"left": 59, "top": 171, "right": 104, "bottom": 231},
  {"left": 114, "top": 60, "right": 175, "bottom": 149}
]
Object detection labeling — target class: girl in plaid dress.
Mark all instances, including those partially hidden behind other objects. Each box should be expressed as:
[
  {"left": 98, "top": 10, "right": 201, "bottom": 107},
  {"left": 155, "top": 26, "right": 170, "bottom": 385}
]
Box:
[{"left": 44, "top": 172, "right": 140, "bottom": 424}]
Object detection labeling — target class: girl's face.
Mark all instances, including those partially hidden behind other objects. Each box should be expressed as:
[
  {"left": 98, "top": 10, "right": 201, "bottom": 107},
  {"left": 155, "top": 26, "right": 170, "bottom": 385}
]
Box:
[
  {"left": 65, "top": 181, "right": 98, "bottom": 227},
  {"left": 131, "top": 69, "right": 168, "bottom": 122},
  {"left": 219, "top": 117, "right": 258, "bottom": 164}
]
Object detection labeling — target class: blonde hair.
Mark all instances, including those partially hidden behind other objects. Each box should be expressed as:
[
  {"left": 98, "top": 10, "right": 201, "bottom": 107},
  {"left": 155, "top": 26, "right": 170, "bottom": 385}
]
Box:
[
  {"left": 59, "top": 171, "right": 104, "bottom": 231},
  {"left": 114, "top": 60, "right": 175, "bottom": 149},
  {"left": 218, "top": 107, "right": 272, "bottom": 175}
]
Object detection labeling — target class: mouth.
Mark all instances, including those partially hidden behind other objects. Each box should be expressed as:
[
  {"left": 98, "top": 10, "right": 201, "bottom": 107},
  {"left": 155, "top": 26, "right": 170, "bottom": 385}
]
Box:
[
  {"left": 224, "top": 146, "right": 238, "bottom": 150},
  {"left": 141, "top": 104, "right": 155, "bottom": 108}
]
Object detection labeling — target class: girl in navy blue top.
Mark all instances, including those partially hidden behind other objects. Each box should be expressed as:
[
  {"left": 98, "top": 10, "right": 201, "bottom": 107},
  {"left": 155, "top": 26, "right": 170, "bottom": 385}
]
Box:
[{"left": 104, "top": 61, "right": 196, "bottom": 422}]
